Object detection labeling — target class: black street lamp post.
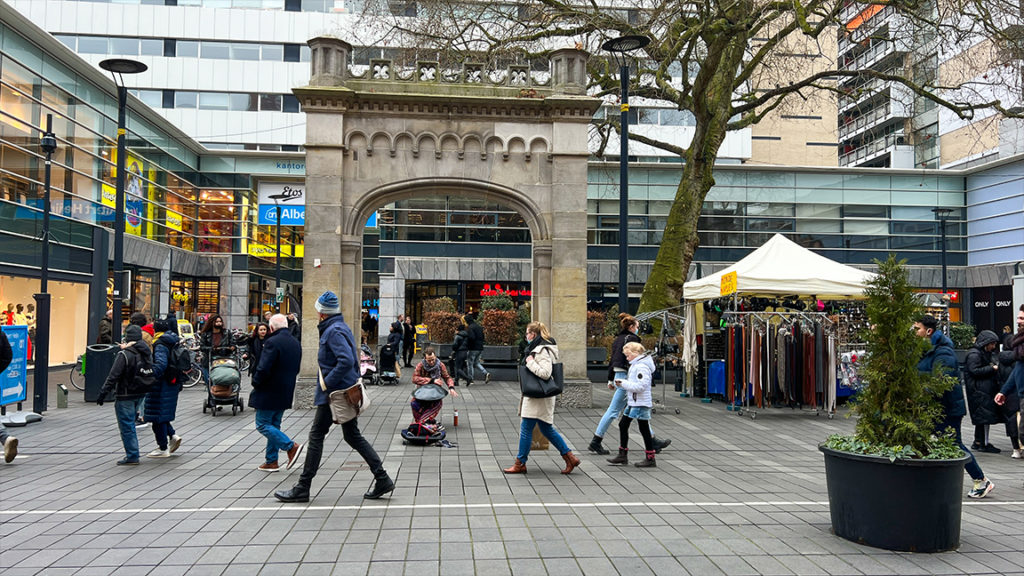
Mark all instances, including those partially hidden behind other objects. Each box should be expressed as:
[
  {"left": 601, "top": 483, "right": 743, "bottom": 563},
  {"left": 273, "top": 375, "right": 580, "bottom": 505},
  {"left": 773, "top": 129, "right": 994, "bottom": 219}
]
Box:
[
  {"left": 99, "top": 58, "right": 147, "bottom": 343},
  {"left": 276, "top": 205, "right": 282, "bottom": 312},
  {"left": 32, "top": 114, "right": 57, "bottom": 413},
  {"left": 602, "top": 35, "right": 650, "bottom": 314},
  {"left": 933, "top": 207, "right": 954, "bottom": 295}
]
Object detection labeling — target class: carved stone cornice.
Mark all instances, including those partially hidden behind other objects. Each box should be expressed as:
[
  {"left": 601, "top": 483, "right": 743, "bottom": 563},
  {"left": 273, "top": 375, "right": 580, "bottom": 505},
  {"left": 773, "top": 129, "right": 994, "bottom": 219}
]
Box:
[{"left": 294, "top": 86, "right": 600, "bottom": 123}]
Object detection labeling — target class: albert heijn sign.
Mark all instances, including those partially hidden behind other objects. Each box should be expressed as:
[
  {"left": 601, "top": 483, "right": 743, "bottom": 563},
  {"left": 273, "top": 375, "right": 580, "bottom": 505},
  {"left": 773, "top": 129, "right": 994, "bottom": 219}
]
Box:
[{"left": 258, "top": 181, "right": 305, "bottom": 226}]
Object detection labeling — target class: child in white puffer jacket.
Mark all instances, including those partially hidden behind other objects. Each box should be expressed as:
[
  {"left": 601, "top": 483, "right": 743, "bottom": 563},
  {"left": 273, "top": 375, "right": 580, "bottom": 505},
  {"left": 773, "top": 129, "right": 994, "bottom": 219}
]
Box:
[{"left": 607, "top": 342, "right": 658, "bottom": 468}]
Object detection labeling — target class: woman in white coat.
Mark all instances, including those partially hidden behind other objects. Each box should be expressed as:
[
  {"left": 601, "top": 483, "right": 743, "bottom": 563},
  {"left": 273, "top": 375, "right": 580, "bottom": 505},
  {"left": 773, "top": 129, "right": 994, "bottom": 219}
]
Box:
[{"left": 502, "top": 321, "right": 581, "bottom": 475}]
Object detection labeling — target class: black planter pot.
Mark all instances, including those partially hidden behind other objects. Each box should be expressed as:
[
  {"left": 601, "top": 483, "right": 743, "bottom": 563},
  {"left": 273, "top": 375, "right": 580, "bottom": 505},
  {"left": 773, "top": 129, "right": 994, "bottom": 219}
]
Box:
[{"left": 819, "top": 445, "right": 968, "bottom": 552}]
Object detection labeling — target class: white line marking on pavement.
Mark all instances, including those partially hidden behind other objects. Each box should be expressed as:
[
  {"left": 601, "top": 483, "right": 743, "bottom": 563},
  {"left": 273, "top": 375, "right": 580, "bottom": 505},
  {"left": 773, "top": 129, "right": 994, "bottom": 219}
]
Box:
[{"left": 1, "top": 499, "right": 1014, "bottom": 517}]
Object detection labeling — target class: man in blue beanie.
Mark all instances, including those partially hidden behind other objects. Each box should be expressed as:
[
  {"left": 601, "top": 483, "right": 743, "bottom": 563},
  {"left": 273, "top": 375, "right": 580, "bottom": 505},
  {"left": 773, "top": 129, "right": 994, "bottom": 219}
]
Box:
[{"left": 275, "top": 290, "right": 394, "bottom": 503}]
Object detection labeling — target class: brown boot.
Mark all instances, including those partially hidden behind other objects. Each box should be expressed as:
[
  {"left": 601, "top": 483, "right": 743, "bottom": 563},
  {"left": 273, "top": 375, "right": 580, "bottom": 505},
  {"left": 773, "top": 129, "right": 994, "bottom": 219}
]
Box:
[
  {"left": 560, "top": 451, "right": 581, "bottom": 474},
  {"left": 607, "top": 448, "right": 628, "bottom": 465},
  {"left": 503, "top": 459, "right": 527, "bottom": 474},
  {"left": 635, "top": 450, "right": 657, "bottom": 468}
]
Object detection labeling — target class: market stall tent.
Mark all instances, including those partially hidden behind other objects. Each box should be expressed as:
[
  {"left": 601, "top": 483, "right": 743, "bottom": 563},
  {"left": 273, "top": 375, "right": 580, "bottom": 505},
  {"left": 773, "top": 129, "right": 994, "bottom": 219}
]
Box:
[{"left": 683, "top": 233, "right": 876, "bottom": 301}]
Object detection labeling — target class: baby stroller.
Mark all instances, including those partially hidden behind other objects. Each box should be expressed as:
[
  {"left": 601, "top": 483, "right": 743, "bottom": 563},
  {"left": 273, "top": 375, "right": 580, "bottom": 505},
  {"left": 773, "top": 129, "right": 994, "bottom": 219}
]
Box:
[
  {"left": 359, "top": 343, "right": 378, "bottom": 386},
  {"left": 203, "top": 346, "right": 245, "bottom": 416},
  {"left": 401, "top": 381, "right": 448, "bottom": 445},
  {"left": 377, "top": 343, "right": 400, "bottom": 386}
]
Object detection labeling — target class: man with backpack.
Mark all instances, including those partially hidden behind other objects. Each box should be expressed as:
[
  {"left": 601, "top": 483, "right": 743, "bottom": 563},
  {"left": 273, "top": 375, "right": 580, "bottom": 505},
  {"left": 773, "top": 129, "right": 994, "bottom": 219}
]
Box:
[
  {"left": 145, "top": 318, "right": 186, "bottom": 458},
  {"left": 98, "top": 324, "right": 155, "bottom": 465}
]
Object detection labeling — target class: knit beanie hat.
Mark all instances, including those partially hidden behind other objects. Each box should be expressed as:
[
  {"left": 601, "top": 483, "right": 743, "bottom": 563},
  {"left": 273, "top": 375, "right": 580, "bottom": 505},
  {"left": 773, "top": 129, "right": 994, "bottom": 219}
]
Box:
[
  {"left": 124, "top": 324, "right": 143, "bottom": 342},
  {"left": 315, "top": 291, "right": 341, "bottom": 314},
  {"left": 141, "top": 323, "right": 155, "bottom": 337}
]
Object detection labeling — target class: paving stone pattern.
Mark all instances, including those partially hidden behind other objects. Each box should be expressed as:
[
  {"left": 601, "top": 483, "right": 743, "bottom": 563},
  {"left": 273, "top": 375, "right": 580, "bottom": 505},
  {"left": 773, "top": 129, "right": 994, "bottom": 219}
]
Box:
[{"left": 3, "top": 372, "right": 1024, "bottom": 575}]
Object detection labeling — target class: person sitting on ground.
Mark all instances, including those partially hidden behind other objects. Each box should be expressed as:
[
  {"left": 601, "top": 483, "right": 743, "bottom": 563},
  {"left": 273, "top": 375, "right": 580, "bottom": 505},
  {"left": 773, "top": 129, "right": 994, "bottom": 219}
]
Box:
[{"left": 410, "top": 347, "right": 458, "bottom": 432}]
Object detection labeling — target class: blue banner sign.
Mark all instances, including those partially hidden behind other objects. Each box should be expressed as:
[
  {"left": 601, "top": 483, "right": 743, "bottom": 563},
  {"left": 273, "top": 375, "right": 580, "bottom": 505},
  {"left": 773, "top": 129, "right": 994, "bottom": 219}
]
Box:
[
  {"left": 258, "top": 204, "right": 306, "bottom": 226},
  {"left": 0, "top": 325, "right": 28, "bottom": 406}
]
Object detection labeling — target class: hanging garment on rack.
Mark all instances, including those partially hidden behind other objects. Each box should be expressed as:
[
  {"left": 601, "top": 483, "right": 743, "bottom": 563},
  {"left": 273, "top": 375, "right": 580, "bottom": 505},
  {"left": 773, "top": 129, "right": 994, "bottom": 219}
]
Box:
[
  {"left": 803, "top": 331, "right": 816, "bottom": 407},
  {"left": 815, "top": 323, "right": 825, "bottom": 399},
  {"left": 826, "top": 335, "right": 837, "bottom": 412},
  {"left": 776, "top": 326, "right": 787, "bottom": 405},
  {"left": 725, "top": 326, "right": 734, "bottom": 401},
  {"left": 735, "top": 323, "right": 746, "bottom": 405},
  {"left": 792, "top": 323, "right": 804, "bottom": 406},
  {"left": 753, "top": 327, "right": 761, "bottom": 403}
]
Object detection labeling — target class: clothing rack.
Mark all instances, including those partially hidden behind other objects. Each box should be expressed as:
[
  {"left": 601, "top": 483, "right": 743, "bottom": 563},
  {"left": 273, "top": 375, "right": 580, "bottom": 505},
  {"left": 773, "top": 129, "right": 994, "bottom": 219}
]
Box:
[
  {"left": 720, "top": 310, "right": 838, "bottom": 420},
  {"left": 634, "top": 308, "right": 688, "bottom": 406}
]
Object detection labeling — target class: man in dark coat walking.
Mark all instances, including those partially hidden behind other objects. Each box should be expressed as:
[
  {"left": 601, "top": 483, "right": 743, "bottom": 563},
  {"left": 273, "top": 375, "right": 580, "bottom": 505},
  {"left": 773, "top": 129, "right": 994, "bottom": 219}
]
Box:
[
  {"left": 98, "top": 324, "right": 155, "bottom": 465},
  {"left": 965, "top": 330, "right": 1002, "bottom": 453},
  {"left": 251, "top": 314, "right": 303, "bottom": 472},
  {"left": 275, "top": 291, "right": 393, "bottom": 503}
]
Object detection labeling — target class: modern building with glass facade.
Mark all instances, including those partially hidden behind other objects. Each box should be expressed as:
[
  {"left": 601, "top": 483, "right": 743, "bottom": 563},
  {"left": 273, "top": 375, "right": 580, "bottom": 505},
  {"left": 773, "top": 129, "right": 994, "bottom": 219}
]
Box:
[{"left": 2, "top": 0, "right": 1021, "bottom": 371}]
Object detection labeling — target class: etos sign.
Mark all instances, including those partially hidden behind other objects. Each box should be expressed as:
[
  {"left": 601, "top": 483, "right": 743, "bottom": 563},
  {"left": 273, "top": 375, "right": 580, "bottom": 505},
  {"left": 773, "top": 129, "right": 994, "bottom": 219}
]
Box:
[{"left": 258, "top": 181, "right": 305, "bottom": 226}]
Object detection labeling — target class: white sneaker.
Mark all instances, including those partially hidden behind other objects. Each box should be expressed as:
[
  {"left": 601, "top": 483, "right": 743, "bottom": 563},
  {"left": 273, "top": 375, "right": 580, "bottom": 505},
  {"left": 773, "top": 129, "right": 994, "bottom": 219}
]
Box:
[
  {"left": 1012, "top": 449, "right": 1022, "bottom": 459},
  {"left": 147, "top": 449, "right": 170, "bottom": 458},
  {"left": 169, "top": 435, "right": 182, "bottom": 453}
]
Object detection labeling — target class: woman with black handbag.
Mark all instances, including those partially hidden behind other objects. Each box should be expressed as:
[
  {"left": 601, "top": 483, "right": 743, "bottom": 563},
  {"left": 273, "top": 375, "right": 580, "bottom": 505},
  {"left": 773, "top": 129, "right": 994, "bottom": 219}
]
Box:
[{"left": 502, "top": 321, "right": 581, "bottom": 475}]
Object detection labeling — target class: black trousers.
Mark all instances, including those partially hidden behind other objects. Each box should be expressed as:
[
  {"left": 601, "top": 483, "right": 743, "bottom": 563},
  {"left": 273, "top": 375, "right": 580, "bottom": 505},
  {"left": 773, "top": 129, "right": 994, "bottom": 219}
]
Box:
[
  {"left": 297, "top": 404, "right": 386, "bottom": 489},
  {"left": 403, "top": 341, "right": 415, "bottom": 366}
]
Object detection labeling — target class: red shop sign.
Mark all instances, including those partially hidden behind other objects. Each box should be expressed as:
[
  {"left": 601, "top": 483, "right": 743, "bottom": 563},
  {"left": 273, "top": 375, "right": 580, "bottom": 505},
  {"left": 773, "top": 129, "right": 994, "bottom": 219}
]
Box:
[{"left": 480, "top": 283, "right": 532, "bottom": 298}]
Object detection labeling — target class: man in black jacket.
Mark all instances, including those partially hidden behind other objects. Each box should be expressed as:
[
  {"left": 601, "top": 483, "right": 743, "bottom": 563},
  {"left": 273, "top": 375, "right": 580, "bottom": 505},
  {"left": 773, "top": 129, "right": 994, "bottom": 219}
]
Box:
[
  {"left": 251, "top": 314, "right": 303, "bottom": 472},
  {"left": 465, "top": 313, "right": 491, "bottom": 384},
  {"left": 97, "top": 325, "right": 155, "bottom": 465},
  {"left": 0, "top": 328, "right": 17, "bottom": 463},
  {"left": 965, "top": 330, "right": 1002, "bottom": 453}
]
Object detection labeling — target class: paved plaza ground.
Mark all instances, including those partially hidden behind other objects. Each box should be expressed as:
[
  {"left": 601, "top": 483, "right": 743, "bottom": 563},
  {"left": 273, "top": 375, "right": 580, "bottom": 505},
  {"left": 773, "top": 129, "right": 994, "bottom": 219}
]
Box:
[{"left": 2, "top": 370, "right": 1024, "bottom": 575}]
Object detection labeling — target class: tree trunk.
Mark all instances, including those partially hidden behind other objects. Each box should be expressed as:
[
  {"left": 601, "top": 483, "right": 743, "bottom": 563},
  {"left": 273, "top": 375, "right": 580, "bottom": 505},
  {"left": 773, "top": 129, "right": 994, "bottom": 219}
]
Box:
[{"left": 637, "top": 28, "right": 747, "bottom": 315}]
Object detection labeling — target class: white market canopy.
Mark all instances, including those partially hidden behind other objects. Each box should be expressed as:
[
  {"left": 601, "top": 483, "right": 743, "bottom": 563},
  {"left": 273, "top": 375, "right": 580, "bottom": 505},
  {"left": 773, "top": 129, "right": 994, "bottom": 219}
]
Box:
[{"left": 683, "top": 234, "right": 876, "bottom": 301}]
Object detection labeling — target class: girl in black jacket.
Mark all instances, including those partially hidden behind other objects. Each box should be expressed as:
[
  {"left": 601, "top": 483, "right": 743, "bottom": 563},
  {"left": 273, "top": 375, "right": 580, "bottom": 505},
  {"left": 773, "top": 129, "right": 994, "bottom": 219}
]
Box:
[{"left": 965, "top": 330, "right": 1002, "bottom": 453}]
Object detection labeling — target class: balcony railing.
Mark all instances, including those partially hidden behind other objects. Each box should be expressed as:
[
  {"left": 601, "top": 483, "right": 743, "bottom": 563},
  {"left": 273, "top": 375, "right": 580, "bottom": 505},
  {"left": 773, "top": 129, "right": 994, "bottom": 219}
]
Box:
[{"left": 839, "top": 132, "right": 906, "bottom": 165}]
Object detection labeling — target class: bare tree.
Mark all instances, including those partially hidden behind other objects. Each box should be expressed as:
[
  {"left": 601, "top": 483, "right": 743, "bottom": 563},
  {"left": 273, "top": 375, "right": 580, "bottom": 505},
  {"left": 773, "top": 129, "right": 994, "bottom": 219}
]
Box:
[{"left": 348, "top": 0, "right": 1024, "bottom": 313}]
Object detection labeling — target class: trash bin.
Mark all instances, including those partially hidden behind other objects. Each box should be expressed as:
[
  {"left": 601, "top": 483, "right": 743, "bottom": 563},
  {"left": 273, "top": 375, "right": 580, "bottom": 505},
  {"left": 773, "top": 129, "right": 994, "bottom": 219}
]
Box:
[{"left": 84, "top": 344, "right": 119, "bottom": 402}]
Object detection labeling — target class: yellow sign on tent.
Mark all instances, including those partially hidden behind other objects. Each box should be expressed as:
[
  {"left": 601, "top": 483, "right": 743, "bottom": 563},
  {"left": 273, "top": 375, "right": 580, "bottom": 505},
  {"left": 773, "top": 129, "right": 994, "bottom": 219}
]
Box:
[{"left": 720, "top": 271, "right": 738, "bottom": 296}]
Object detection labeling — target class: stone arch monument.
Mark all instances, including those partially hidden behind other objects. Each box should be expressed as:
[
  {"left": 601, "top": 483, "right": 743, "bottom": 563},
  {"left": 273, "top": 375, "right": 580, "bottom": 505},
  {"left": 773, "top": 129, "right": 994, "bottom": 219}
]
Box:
[{"left": 294, "top": 37, "right": 599, "bottom": 403}]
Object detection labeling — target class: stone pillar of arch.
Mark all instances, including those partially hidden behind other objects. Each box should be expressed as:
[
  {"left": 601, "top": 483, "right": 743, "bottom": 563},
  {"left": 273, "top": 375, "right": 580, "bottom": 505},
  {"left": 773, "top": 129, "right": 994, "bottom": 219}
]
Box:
[{"left": 295, "top": 39, "right": 599, "bottom": 405}]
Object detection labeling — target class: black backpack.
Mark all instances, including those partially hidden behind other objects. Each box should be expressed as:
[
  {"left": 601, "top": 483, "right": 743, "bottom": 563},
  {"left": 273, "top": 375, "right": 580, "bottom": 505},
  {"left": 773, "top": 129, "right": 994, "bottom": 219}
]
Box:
[
  {"left": 122, "top": 348, "right": 156, "bottom": 395},
  {"left": 163, "top": 341, "right": 192, "bottom": 383}
]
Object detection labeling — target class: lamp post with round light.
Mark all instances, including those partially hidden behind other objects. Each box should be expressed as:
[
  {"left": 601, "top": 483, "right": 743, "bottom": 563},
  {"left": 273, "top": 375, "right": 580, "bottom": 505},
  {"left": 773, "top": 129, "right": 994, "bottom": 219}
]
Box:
[
  {"left": 602, "top": 35, "right": 650, "bottom": 314},
  {"left": 99, "top": 58, "right": 147, "bottom": 343}
]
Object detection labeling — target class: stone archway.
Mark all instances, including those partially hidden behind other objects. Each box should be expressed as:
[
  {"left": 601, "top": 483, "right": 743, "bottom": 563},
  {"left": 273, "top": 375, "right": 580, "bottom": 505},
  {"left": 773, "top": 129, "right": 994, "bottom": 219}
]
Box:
[{"left": 294, "top": 38, "right": 599, "bottom": 393}]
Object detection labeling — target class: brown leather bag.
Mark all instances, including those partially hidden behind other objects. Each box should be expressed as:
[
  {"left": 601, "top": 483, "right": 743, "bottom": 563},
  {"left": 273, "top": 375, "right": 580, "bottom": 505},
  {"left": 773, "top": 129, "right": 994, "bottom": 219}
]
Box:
[{"left": 344, "top": 383, "right": 363, "bottom": 409}]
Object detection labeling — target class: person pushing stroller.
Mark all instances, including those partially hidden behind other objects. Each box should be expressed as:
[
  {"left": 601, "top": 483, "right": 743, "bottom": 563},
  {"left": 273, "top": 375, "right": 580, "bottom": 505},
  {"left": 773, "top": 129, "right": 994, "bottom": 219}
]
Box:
[{"left": 408, "top": 347, "right": 458, "bottom": 438}]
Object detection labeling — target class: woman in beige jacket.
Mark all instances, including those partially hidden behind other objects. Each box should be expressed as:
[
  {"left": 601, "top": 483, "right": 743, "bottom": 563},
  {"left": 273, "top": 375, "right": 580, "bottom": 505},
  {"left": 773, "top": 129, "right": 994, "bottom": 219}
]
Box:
[{"left": 503, "top": 321, "right": 581, "bottom": 475}]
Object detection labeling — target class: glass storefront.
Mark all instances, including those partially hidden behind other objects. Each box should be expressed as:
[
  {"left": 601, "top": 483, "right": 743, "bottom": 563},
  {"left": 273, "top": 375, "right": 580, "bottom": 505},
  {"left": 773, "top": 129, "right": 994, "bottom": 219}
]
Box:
[{"left": 0, "top": 275, "right": 88, "bottom": 365}]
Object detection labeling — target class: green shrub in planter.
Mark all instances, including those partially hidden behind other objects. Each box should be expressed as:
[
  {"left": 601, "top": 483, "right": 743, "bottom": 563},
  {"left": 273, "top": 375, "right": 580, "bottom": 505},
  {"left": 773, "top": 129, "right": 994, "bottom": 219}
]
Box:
[
  {"left": 480, "top": 294, "right": 514, "bottom": 311},
  {"left": 948, "top": 322, "right": 977, "bottom": 350},
  {"left": 423, "top": 298, "right": 461, "bottom": 343},
  {"left": 825, "top": 255, "right": 960, "bottom": 458},
  {"left": 482, "top": 310, "right": 517, "bottom": 345}
]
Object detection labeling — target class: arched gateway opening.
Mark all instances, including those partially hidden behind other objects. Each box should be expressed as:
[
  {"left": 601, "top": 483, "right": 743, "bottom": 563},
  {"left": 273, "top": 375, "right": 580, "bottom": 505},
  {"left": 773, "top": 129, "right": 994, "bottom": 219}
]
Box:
[{"left": 294, "top": 38, "right": 598, "bottom": 402}]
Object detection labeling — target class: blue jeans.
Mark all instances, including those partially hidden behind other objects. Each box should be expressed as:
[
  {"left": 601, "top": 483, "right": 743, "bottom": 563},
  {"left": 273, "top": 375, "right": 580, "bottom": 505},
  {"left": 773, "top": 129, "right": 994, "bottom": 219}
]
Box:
[
  {"left": 516, "top": 418, "right": 570, "bottom": 464},
  {"left": 595, "top": 378, "right": 628, "bottom": 438},
  {"left": 938, "top": 414, "right": 983, "bottom": 481},
  {"left": 467, "top": 350, "right": 488, "bottom": 381},
  {"left": 115, "top": 397, "right": 145, "bottom": 461},
  {"left": 255, "top": 409, "right": 295, "bottom": 464}
]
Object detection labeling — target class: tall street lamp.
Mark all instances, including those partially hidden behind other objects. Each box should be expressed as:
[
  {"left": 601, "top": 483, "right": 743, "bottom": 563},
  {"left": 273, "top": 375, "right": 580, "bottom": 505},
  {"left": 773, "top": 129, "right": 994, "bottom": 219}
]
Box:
[
  {"left": 33, "top": 114, "right": 57, "bottom": 414},
  {"left": 602, "top": 34, "right": 650, "bottom": 314},
  {"left": 99, "top": 58, "right": 147, "bottom": 343},
  {"left": 933, "top": 207, "right": 954, "bottom": 295}
]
